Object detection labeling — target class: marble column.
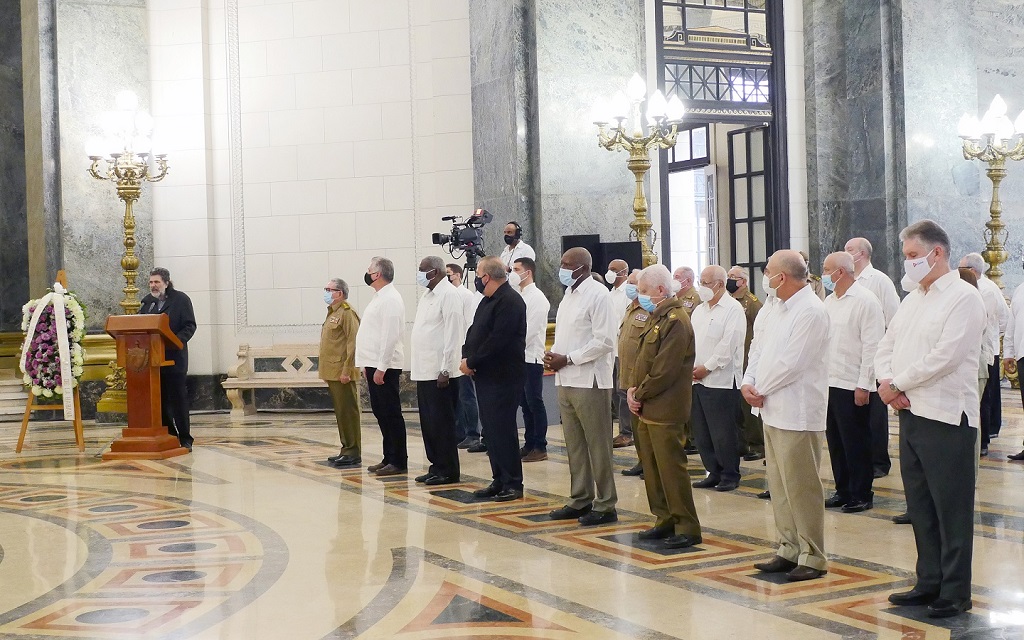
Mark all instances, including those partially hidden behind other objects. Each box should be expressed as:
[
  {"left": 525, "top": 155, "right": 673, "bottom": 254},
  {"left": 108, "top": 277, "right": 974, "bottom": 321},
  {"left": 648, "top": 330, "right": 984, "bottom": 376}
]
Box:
[
  {"left": 0, "top": 4, "right": 30, "bottom": 332},
  {"left": 54, "top": 0, "right": 152, "bottom": 330}
]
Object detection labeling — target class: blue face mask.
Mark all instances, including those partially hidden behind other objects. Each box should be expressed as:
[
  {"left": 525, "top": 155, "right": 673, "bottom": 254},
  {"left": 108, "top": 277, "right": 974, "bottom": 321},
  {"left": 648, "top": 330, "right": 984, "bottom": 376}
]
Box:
[
  {"left": 558, "top": 266, "right": 581, "bottom": 287},
  {"left": 637, "top": 294, "right": 660, "bottom": 313},
  {"left": 323, "top": 291, "right": 335, "bottom": 305},
  {"left": 624, "top": 283, "right": 638, "bottom": 300},
  {"left": 416, "top": 269, "right": 434, "bottom": 288},
  {"left": 821, "top": 270, "right": 836, "bottom": 292}
]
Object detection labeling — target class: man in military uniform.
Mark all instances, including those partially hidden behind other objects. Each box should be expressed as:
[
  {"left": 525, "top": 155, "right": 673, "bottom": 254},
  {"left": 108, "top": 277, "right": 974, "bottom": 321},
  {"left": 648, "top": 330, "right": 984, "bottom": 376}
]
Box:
[
  {"left": 627, "top": 264, "right": 703, "bottom": 549},
  {"left": 673, "top": 266, "right": 701, "bottom": 316},
  {"left": 618, "top": 270, "right": 645, "bottom": 477},
  {"left": 727, "top": 265, "right": 765, "bottom": 463},
  {"left": 799, "top": 250, "right": 827, "bottom": 300},
  {"left": 320, "top": 277, "right": 362, "bottom": 467}
]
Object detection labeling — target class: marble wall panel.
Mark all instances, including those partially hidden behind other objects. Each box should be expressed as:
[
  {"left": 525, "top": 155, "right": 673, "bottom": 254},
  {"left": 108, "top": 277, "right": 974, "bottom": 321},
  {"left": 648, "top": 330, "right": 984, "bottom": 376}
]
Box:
[
  {"left": 54, "top": 0, "right": 152, "bottom": 329},
  {"left": 0, "top": 3, "right": 30, "bottom": 331}
]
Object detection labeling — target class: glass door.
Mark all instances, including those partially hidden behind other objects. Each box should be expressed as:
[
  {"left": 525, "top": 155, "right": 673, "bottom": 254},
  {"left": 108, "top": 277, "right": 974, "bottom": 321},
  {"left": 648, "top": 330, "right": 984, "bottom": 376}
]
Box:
[{"left": 728, "top": 125, "right": 772, "bottom": 298}]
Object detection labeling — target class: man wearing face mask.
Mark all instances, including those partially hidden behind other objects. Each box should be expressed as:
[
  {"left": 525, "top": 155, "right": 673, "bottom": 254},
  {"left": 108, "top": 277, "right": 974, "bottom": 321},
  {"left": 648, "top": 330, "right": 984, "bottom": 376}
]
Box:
[
  {"left": 410, "top": 256, "right": 467, "bottom": 485},
  {"left": 355, "top": 257, "right": 408, "bottom": 477},
  {"left": 626, "top": 264, "right": 703, "bottom": 549},
  {"left": 513, "top": 257, "right": 551, "bottom": 462},
  {"left": 845, "top": 236, "right": 901, "bottom": 479},
  {"left": 499, "top": 221, "right": 536, "bottom": 272},
  {"left": 320, "top": 278, "right": 362, "bottom": 467},
  {"left": 672, "top": 266, "right": 701, "bottom": 316},
  {"left": 820, "top": 253, "right": 885, "bottom": 513},
  {"left": 618, "top": 269, "right": 645, "bottom": 477},
  {"left": 460, "top": 257, "right": 528, "bottom": 501},
  {"left": 690, "top": 265, "right": 747, "bottom": 492},
  {"left": 742, "top": 250, "right": 830, "bottom": 582},
  {"left": 727, "top": 266, "right": 765, "bottom": 464},
  {"left": 876, "top": 220, "right": 985, "bottom": 618},
  {"left": 446, "top": 263, "right": 485, "bottom": 451},
  {"left": 545, "top": 247, "right": 618, "bottom": 526},
  {"left": 606, "top": 259, "right": 634, "bottom": 448}
]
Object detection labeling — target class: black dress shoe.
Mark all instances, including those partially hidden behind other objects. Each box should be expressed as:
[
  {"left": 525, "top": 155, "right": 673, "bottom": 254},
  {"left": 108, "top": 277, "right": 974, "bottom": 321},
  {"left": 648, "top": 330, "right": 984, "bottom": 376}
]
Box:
[
  {"left": 327, "top": 452, "right": 344, "bottom": 463},
  {"left": 578, "top": 510, "right": 617, "bottom": 526},
  {"left": 980, "top": 447, "right": 989, "bottom": 457},
  {"left": 621, "top": 463, "right": 643, "bottom": 476},
  {"left": 757, "top": 489, "right": 771, "bottom": 500},
  {"left": 888, "top": 588, "right": 940, "bottom": 606},
  {"left": 841, "top": 500, "right": 872, "bottom": 513},
  {"left": 467, "top": 442, "right": 488, "bottom": 453},
  {"left": 332, "top": 455, "right": 361, "bottom": 468},
  {"left": 493, "top": 488, "right": 524, "bottom": 502},
  {"left": 663, "top": 533, "right": 702, "bottom": 549},
  {"left": 692, "top": 476, "right": 720, "bottom": 489},
  {"left": 519, "top": 446, "right": 529, "bottom": 458},
  {"left": 927, "top": 597, "right": 972, "bottom": 618},
  {"left": 892, "top": 512, "right": 911, "bottom": 525},
  {"left": 1009, "top": 450, "right": 1024, "bottom": 461},
  {"left": 414, "top": 473, "right": 435, "bottom": 483},
  {"left": 683, "top": 445, "right": 698, "bottom": 454},
  {"left": 743, "top": 451, "right": 764, "bottom": 461},
  {"left": 549, "top": 504, "right": 592, "bottom": 520},
  {"left": 715, "top": 480, "right": 739, "bottom": 492},
  {"left": 873, "top": 468, "right": 888, "bottom": 478},
  {"left": 824, "top": 494, "right": 848, "bottom": 508},
  {"left": 457, "top": 437, "right": 479, "bottom": 449},
  {"left": 637, "top": 524, "right": 674, "bottom": 540},
  {"left": 787, "top": 566, "right": 827, "bottom": 581},
  {"left": 184, "top": 443, "right": 193, "bottom": 452},
  {"left": 473, "top": 484, "right": 501, "bottom": 498},
  {"left": 753, "top": 556, "right": 798, "bottom": 573},
  {"left": 425, "top": 475, "right": 458, "bottom": 486}
]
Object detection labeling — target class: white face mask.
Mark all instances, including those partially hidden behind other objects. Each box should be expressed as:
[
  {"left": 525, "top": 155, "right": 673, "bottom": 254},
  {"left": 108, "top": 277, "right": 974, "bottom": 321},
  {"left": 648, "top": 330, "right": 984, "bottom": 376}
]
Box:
[
  {"left": 604, "top": 270, "right": 619, "bottom": 284},
  {"left": 903, "top": 249, "right": 936, "bottom": 285},
  {"left": 762, "top": 273, "right": 780, "bottom": 297},
  {"left": 900, "top": 273, "right": 917, "bottom": 293},
  {"left": 508, "top": 270, "right": 522, "bottom": 288},
  {"left": 697, "top": 285, "right": 715, "bottom": 303}
]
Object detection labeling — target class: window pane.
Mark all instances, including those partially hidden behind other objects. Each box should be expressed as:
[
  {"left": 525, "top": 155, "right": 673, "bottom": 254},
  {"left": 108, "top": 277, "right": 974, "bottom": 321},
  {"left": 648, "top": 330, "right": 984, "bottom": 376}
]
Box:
[
  {"left": 678, "top": 130, "right": 692, "bottom": 161},
  {"left": 752, "top": 220, "right": 767, "bottom": 262},
  {"left": 734, "top": 223, "right": 749, "bottom": 263},
  {"left": 732, "top": 134, "right": 747, "bottom": 174},
  {"left": 692, "top": 126, "right": 708, "bottom": 159},
  {"left": 750, "top": 175, "right": 765, "bottom": 217},
  {"left": 750, "top": 129, "right": 764, "bottom": 172},
  {"left": 733, "top": 177, "right": 748, "bottom": 220}
]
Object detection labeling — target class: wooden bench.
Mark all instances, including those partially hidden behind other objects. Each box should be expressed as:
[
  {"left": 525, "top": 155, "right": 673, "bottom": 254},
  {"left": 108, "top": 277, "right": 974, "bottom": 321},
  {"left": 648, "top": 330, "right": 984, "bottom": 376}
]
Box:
[{"left": 222, "top": 344, "right": 326, "bottom": 418}]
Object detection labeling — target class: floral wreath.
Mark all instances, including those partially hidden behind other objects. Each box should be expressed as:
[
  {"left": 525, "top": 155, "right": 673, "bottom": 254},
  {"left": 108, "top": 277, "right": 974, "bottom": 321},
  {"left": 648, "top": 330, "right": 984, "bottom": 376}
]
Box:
[{"left": 19, "top": 283, "right": 87, "bottom": 417}]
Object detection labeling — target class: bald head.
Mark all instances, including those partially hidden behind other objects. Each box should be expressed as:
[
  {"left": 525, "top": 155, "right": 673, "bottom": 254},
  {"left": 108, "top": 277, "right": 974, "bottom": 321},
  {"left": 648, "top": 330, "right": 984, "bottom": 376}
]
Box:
[
  {"left": 608, "top": 259, "right": 628, "bottom": 273},
  {"left": 765, "top": 249, "right": 808, "bottom": 301},
  {"left": 844, "top": 237, "right": 873, "bottom": 276},
  {"left": 562, "top": 247, "right": 592, "bottom": 270},
  {"left": 700, "top": 265, "right": 727, "bottom": 286},
  {"left": 823, "top": 251, "right": 854, "bottom": 275}
]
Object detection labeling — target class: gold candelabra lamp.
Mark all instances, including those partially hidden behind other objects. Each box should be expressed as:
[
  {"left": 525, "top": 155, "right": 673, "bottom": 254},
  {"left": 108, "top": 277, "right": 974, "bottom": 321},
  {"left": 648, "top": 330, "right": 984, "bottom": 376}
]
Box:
[
  {"left": 86, "top": 90, "right": 169, "bottom": 314},
  {"left": 592, "top": 73, "right": 686, "bottom": 267},
  {"left": 958, "top": 94, "right": 1024, "bottom": 290}
]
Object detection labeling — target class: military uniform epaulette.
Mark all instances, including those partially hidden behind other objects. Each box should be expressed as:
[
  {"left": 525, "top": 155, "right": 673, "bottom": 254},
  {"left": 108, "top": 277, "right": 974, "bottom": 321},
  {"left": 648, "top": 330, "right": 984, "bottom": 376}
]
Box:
[
  {"left": 341, "top": 302, "right": 351, "bottom": 310},
  {"left": 745, "top": 292, "right": 758, "bottom": 301},
  {"left": 809, "top": 274, "right": 821, "bottom": 282}
]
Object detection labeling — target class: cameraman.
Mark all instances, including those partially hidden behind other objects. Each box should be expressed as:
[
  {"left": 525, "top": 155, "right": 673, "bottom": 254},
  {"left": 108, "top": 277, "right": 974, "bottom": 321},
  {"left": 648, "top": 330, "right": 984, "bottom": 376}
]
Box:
[{"left": 500, "top": 221, "right": 536, "bottom": 272}]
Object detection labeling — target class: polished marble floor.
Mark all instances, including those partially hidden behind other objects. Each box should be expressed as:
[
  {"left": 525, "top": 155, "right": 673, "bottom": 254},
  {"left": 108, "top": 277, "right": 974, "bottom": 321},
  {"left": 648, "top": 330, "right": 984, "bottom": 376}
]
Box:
[{"left": 3, "top": 395, "right": 1024, "bottom": 640}]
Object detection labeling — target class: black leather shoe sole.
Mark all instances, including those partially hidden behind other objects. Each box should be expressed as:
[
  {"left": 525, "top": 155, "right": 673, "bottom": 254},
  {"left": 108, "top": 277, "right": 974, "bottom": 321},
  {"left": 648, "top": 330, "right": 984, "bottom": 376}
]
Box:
[
  {"left": 757, "top": 490, "right": 771, "bottom": 500},
  {"left": 1008, "top": 451, "right": 1024, "bottom": 461},
  {"left": 493, "top": 489, "right": 524, "bottom": 502},
  {"left": 549, "top": 505, "right": 592, "bottom": 520},
  {"left": 888, "top": 589, "right": 939, "bottom": 606},
  {"left": 927, "top": 598, "right": 972, "bottom": 618}
]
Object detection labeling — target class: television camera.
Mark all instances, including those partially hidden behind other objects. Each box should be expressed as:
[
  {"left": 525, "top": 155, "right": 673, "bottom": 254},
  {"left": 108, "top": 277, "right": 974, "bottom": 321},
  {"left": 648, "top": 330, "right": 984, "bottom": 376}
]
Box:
[{"left": 431, "top": 208, "right": 492, "bottom": 271}]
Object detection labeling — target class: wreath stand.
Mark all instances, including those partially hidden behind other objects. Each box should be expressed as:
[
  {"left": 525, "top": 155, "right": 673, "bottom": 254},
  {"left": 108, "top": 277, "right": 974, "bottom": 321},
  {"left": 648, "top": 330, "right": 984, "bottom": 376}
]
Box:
[{"left": 16, "top": 270, "right": 86, "bottom": 453}]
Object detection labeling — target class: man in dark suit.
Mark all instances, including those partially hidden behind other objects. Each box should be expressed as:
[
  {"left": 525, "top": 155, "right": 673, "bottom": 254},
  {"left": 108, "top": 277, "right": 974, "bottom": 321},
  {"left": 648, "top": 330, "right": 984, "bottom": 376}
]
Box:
[
  {"left": 460, "top": 256, "right": 527, "bottom": 501},
  {"left": 139, "top": 267, "right": 197, "bottom": 450}
]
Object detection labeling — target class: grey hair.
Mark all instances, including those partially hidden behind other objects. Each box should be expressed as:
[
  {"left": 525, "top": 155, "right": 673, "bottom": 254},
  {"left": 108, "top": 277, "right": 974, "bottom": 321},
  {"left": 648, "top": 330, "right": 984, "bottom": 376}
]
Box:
[
  {"left": 639, "top": 264, "right": 673, "bottom": 293},
  {"left": 329, "top": 278, "right": 349, "bottom": 298},
  {"left": 849, "top": 237, "right": 873, "bottom": 257},
  {"left": 369, "top": 256, "right": 395, "bottom": 282},
  {"left": 825, "top": 252, "right": 854, "bottom": 275},
  {"left": 961, "top": 252, "right": 986, "bottom": 277},
  {"left": 899, "top": 219, "right": 951, "bottom": 256},
  {"left": 776, "top": 251, "right": 808, "bottom": 281},
  {"left": 477, "top": 256, "right": 507, "bottom": 281},
  {"left": 422, "top": 255, "right": 445, "bottom": 275},
  {"left": 702, "top": 265, "right": 727, "bottom": 285},
  {"left": 673, "top": 266, "right": 695, "bottom": 282},
  {"left": 150, "top": 267, "right": 173, "bottom": 288}
]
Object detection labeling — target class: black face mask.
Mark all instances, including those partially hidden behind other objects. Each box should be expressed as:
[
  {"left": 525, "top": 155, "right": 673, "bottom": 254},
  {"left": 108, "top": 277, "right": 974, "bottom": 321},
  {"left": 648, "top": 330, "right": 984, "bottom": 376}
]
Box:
[
  {"left": 475, "top": 276, "right": 486, "bottom": 293},
  {"left": 364, "top": 272, "right": 374, "bottom": 286},
  {"left": 504, "top": 234, "right": 517, "bottom": 246},
  {"left": 725, "top": 279, "right": 739, "bottom": 294}
]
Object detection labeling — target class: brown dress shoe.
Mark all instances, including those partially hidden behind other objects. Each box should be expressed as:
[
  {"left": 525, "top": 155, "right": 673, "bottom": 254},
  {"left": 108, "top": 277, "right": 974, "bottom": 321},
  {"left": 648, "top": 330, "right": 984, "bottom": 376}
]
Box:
[
  {"left": 753, "top": 556, "right": 797, "bottom": 573},
  {"left": 367, "top": 461, "right": 386, "bottom": 472},
  {"left": 612, "top": 434, "right": 633, "bottom": 448},
  {"left": 786, "top": 565, "right": 827, "bottom": 582},
  {"left": 374, "top": 464, "right": 406, "bottom": 477},
  {"left": 522, "top": 450, "right": 548, "bottom": 462}
]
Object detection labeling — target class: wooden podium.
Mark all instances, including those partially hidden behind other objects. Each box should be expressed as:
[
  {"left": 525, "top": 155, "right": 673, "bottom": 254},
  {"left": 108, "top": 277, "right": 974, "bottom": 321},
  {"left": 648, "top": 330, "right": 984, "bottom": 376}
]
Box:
[{"left": 102, "top": 314, "right": 189, "bottom": 460}]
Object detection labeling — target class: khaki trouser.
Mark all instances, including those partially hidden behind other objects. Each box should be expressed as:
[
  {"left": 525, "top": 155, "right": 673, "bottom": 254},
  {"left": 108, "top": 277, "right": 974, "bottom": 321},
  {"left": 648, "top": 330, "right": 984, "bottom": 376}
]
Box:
[
  {"left": 763, "top": 424, "right": 827, "bottom": 571},
  {"left": 635, "top": 419, "right": 701, "bottom": 536},
  {"left": 558, "top": 385, "right": 617, "bottom": 512},
  {"left": 327, "top": 380, "right": 361, "bottom": 456}
]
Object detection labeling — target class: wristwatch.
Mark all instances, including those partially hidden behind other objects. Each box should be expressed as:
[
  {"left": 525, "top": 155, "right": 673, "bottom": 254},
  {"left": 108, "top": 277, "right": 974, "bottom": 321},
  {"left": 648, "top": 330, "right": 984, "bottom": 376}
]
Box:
[
  {"left": 440, "top": 369, "right": 450, "bottom": 377},
  {"left": 889, "top": 382, "right": 900, "bottom": 393},
  {"left": 566, "top": 355, "right": 574, "bottom": 365}
]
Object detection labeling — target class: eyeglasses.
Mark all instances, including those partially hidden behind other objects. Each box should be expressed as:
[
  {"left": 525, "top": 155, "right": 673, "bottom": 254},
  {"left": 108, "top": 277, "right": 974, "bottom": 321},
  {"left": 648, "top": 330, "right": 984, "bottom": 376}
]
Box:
[
  {"left": 698, "top": 281, "right": 718, "bottom": 288},
  {"left": 324, "top": 288, "right": 341, "bottom": 293}
]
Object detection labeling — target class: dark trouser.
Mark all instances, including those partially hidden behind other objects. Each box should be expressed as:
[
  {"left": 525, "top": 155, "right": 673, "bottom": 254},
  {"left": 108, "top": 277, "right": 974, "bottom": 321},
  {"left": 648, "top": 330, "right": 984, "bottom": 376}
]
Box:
[
  {"left": 160, "top": 368, "right": 191, "bottom": 447},
  {"left": 1019, "top": 358, "right": 1024, "bottom": 446},
  {"left": 612, "top": 358, "right": 632, "bottom": 436},
  {"left": 635, "top": 419, "right": 701, "bottom": 536},
  {"left": 326, "top": 379, "right": 361, "bottom": 456},
  {"left": 455, "top": 374, "right": 482, "bottom": 441},
  {"left": 824, "top": 387, "right": 874, "bottom": 503},
  {"left": 416, "top": 378, "right": 460, "bottom": 479},
  {"left": 475, "top": 377, "right": 524, "bottom": 491},
  {"left": 365, "top": 367, "right": 407, "bottom": 469},
  {"left": 899, "top": 410, "right": 976, "bottom": 601},
  {"left": 980, "top": 356, "right": 1001, "bottom": 446},
  {"left": 869, "top": 392, "right": 891, "bottom": 474},
  {"left": 691, "top": 385, "right": 741, "bottom": 484},
  {"left": 737, "top": 396, "right": 764, "bottom": 455},
  {"left": 520, "top": 363, "right": 548, "bottom": 452}
]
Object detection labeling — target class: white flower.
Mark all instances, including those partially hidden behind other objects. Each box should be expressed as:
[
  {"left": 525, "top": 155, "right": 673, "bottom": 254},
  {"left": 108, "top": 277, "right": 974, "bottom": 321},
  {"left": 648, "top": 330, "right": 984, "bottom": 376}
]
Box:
[
  {"left": 54, "top": 385, "right": 63, "bottom": 394},
  {"left": 42, "top": 389, "right": 53, "bottom": 398},
  {"left": 31, "top": 387, "right": 42, "bottom": 396},
  {"left": 22, "top": 375, "right": 30, "bottom": 385}
]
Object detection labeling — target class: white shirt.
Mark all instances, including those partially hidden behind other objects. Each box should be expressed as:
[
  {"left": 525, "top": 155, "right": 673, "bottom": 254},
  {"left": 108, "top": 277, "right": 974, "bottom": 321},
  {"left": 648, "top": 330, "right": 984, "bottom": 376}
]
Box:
[
  {"left": 551, "top": 277, "right": 616, "bottom": 389},
  {"left": 609, "top": 281, "right": 632, "bottom": 358},
  {"left": 355, "top": 283, "right": 405, "bottom": 371},
  {"left": 823, "top": 282, "right": 885, "bottom": 391},
  {"left": 856, "top": 263, "right": 901, "bottom": 327},
  {"left": 874, "top": 270, "right": 985, "bottom": 428},
  {"left": 453, "top": 283, "right": 478, "bottom": 327},
  {"left": 498, "top": 240, "right": 536, "bottom": 271},
  {"left": 409, "top": 279, "right": 466, "bottom": 381},
  {"left": 519, "top": 283, "right": 551, "bottom": 364},
  {"left": 1004, "top": 282, "right": 1024, "bottom": 360},
  {"left": 691, "top": 294, "right": 746, "bottom": 389},
  {"left": 742, "top": 285, "right": 830, "bottom": 431},
  {"left": 977, "top": 276, "right": 1009, "bottom": 359}
]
